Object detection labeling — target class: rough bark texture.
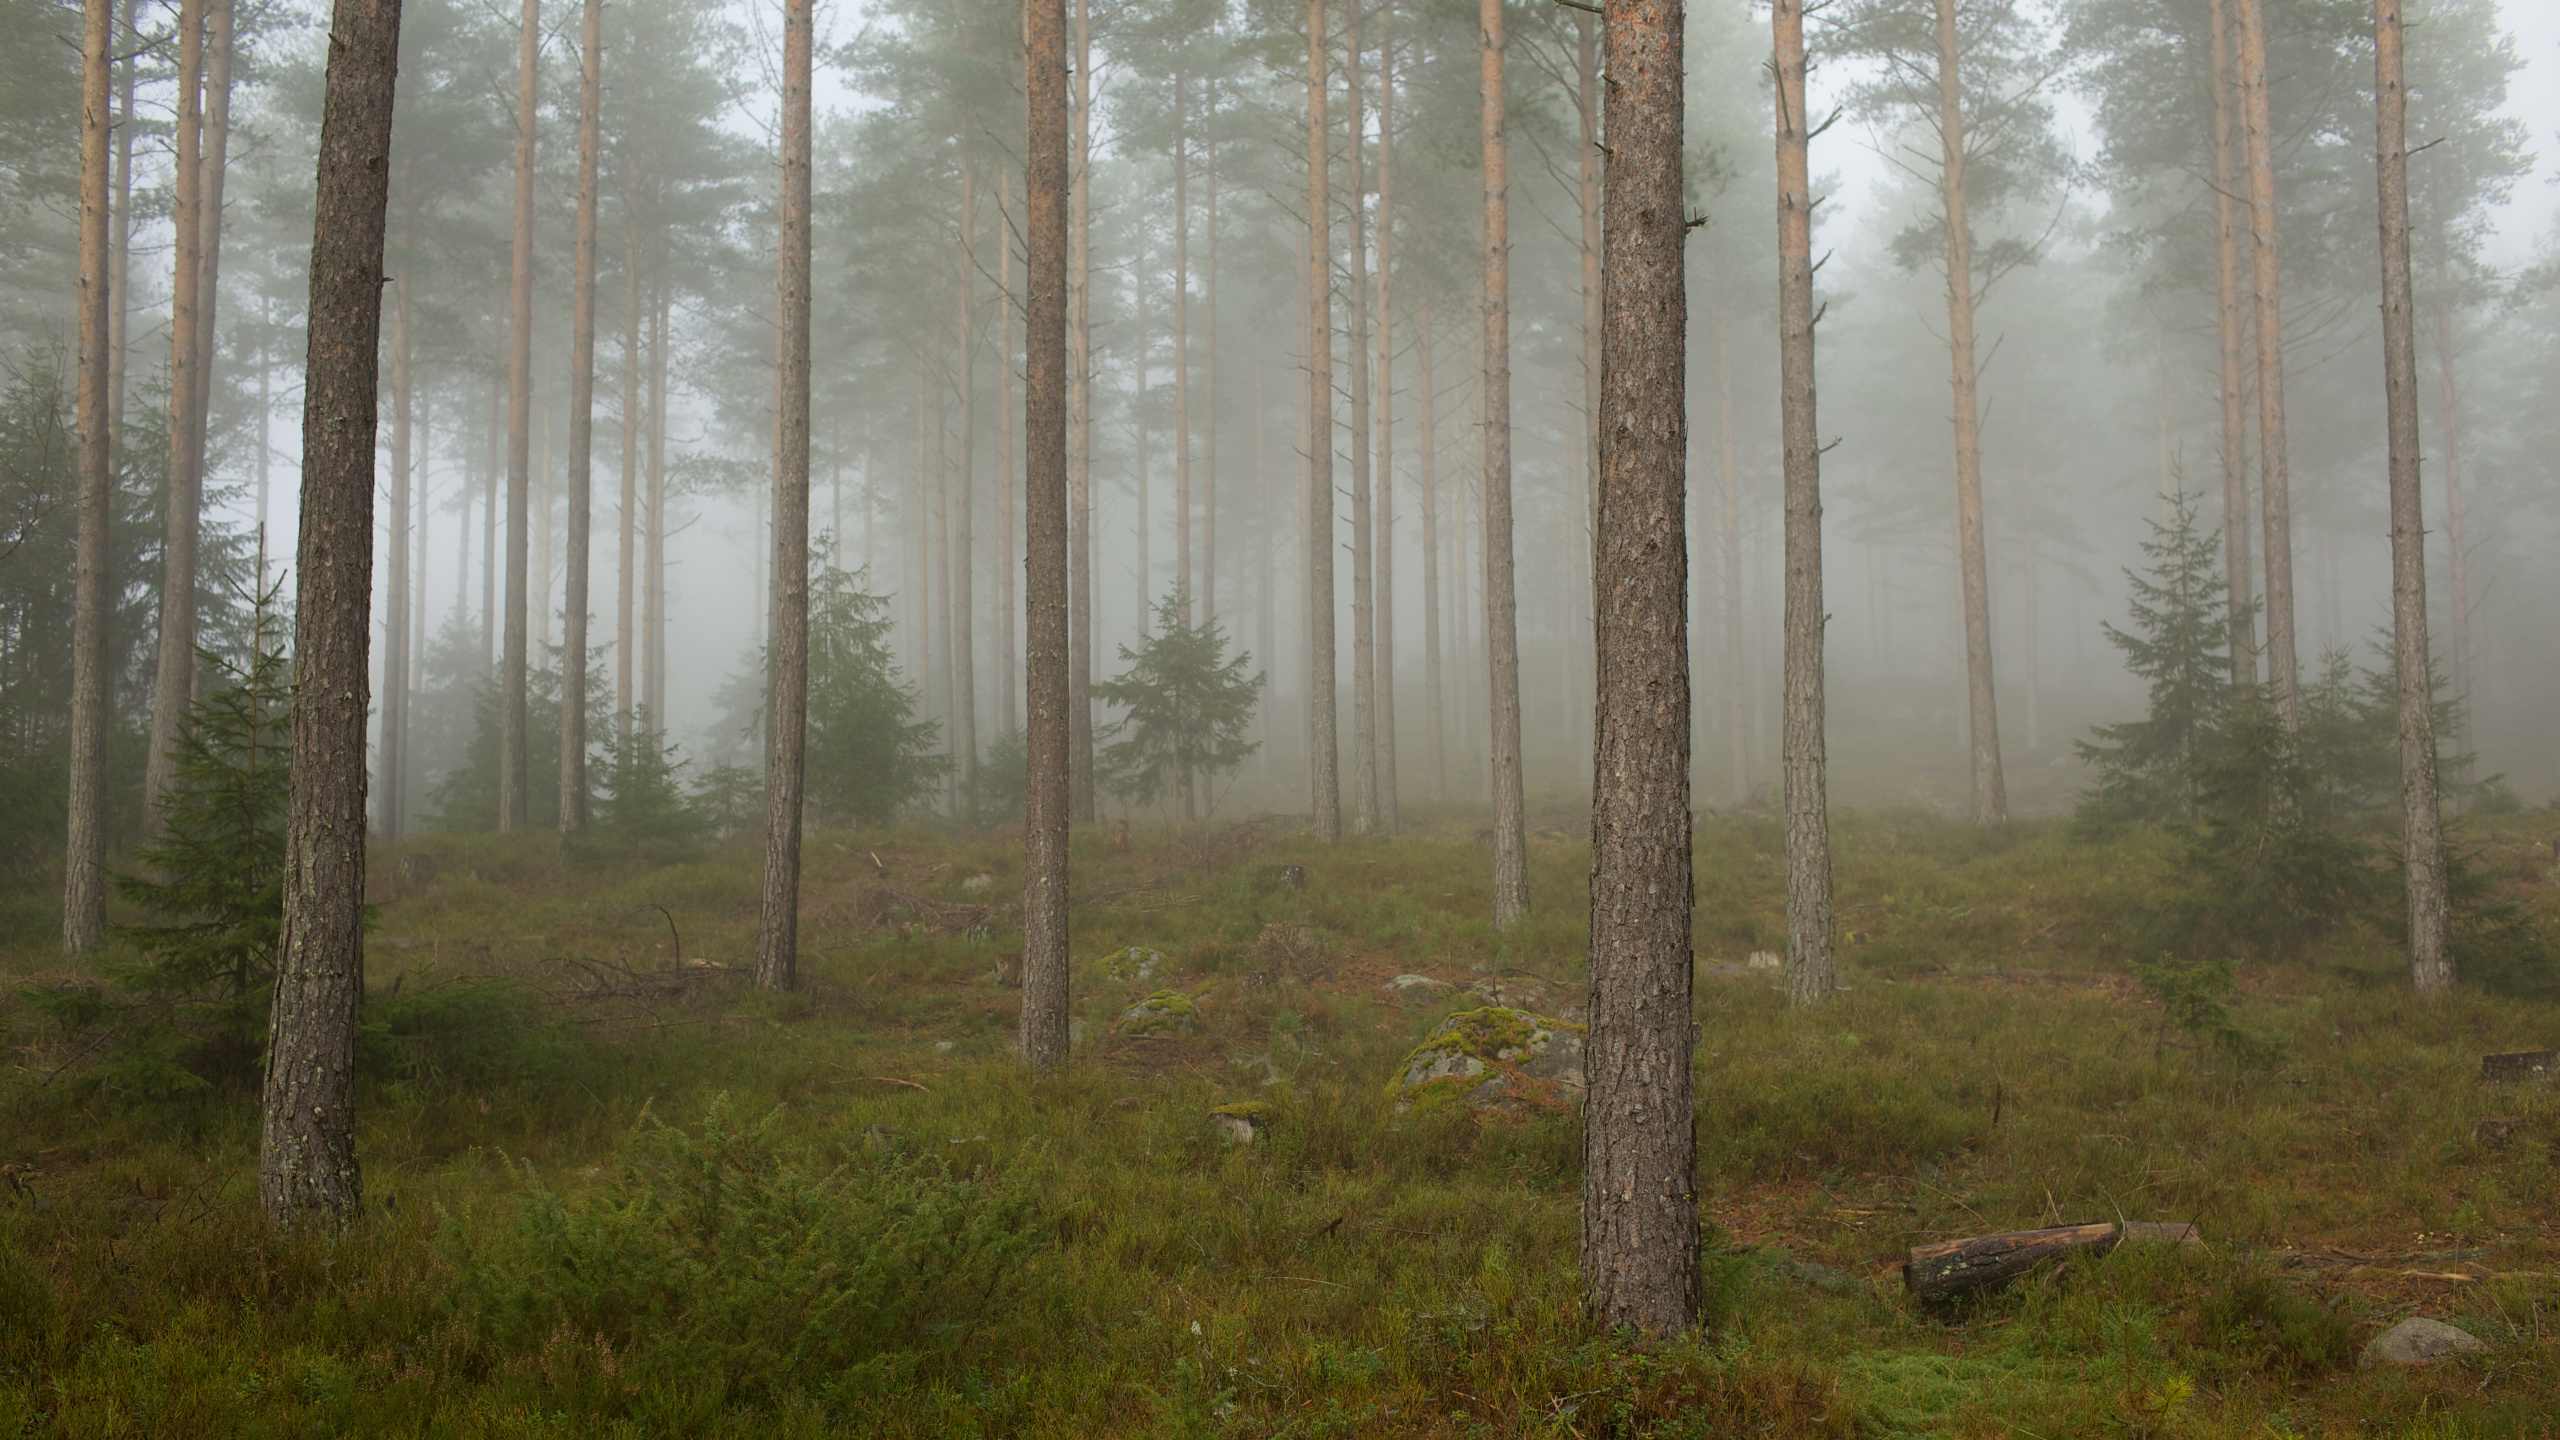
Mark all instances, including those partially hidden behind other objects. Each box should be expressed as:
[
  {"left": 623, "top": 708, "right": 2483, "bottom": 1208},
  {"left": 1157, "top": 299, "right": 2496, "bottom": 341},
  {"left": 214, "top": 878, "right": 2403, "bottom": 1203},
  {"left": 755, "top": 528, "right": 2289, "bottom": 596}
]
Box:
[
  {"left": 1905, "top": 1222, "right": 2199, "bottom": 1299},
  {"left": 1774, "top": 0, "right": 1835, "bottom": 1007},
  {"left": 1371, "top": 22, "right": 1397, "bottom": 836},
  {"left": 1068, "top": 0, "right": 1094, "bottom": 824},
  {"left": 1584, "top": 0, "right": 1696, "bottom": 1341},
  {"left": 2370, "top": 0, "right": 2449, "bottom": 998},
  {"left": 145, "top": 0, "right": 206, "bottom": 827},
  {"left": 265, "top": 0, "right": 401, "bottom": 1231},
  {"left": 756, "top": 0, "right": 812, "bottom": 994},
  {"left": 2207, "top": 0, "right": 2255, "bottom": 686},
  {"left": 1479, "top": 0, "right": 1527, "bottom": 925},
  {"left": 2234, "top": 0, "right": 2295, "bottom": 720},
  {"left": 66, "top": 0, "right": 113, "bottom": 953},
  {"left": 1022, "top": 0, "right": 1071, "bottom": 1074},
  {"left": 1931, "top": 0, "right": 2005, "bottom": 824},
  {"left": 1304, "top": 0, "right": 1339, "bottom": 843},
  {"left": 498, "top": 0, "right": 537, "bottom": 831},
  {"left": 559, "top": 0, "right": 599, "bottom": 832}
]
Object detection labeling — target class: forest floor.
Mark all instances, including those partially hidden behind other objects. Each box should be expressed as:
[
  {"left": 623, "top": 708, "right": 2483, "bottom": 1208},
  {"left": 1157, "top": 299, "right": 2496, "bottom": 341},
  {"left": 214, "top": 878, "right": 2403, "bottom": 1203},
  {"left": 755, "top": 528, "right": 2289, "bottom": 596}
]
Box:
[{"left": 3, "top": 801, "right": 2558, "bottom": 1437}]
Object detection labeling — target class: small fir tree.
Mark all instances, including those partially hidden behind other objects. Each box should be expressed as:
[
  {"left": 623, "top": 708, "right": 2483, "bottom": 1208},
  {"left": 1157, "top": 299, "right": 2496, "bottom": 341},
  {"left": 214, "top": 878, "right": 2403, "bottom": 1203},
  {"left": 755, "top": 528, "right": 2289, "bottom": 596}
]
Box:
[
  {"left": 1095, "top": 590, "right": 1265, "bottom": 821},
  {"left": 582, "top": 711, "right": 706, "bottom": 862},
  {"left": 2075, "top": 489, "right": 2237, "bottom": 831},
  {"left": 803, "top": 566, "right": 947, "bottom": 827}
]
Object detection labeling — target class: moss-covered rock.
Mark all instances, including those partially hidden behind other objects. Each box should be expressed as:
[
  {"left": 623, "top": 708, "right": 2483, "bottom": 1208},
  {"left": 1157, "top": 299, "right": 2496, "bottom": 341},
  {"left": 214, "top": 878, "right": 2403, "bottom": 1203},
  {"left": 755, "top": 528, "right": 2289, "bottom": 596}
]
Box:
[
  {"left": 1118, "top": 989, "right": 1197, "bottom": 1037},
  {"left": 1208, "top": 1100, "right": 1269, "bottom": 1145},
  {"left": 1386, "top": 1006, "right": 1585, "bottom": 1114},
  {"left": 1100, "top": 946, "right": 1165, "bottom": 983}
]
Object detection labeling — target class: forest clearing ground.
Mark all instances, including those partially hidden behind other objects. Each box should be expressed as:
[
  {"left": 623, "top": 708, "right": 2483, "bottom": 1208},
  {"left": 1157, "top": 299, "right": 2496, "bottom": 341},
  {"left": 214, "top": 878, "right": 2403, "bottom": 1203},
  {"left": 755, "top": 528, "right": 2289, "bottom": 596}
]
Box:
[{"left": 3, "top": 803, "right": 2557, "bottom": 1436}]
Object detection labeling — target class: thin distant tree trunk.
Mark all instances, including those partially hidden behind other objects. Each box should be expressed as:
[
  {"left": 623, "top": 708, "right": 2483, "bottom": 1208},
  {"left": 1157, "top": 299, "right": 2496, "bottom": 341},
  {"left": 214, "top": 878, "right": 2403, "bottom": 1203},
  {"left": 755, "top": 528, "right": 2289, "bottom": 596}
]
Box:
[
  {"left": 413, "top": 391, "right": 429, "bottom": 756},
  {"left": 383, "top": 262, "right": 412, "bottom": 840},
  {"left": 1584, "top": 0, "right": 1695, "bottom": 1340},
  {"left": 1068, "top": 0, "right": 1094, "bottom": 823},
  {"left": 145, "top": 0, "right": 207, "bottom": 825},
  {"left": 2152, "top": 325, "right": 2171, "bottom": 523},
  {"left": 1304, "top": 0, "right": 1339, "bottom": 842},
  {"left": 757, "top": 0, "right": 812, "bottom": 993},
  {"left": 2208, "top": 0, "right": 2254, "bottom": 685},
  {"left": 107, "top": 0, "right": 138, "bottom": 433},
  {"left": 560, "top": 0, "right": 600, "bottom": 831},
  {"left": 536, "top": 402, "right": 552, "bottom": 655},
  {"left": 498, "top": 0, "right": 538, "bottom": 832},
  {"left": 265, "top": 0, "right": 401, "bottom": 1232},
  {"left": 1134, "top": 266, "right": 1150, "bottom": 633},
  {"left": 617, "top": 222, "right": 639, "bottom": 743},
  {"left": 2430, "top": 258, "right": 2473, "bottom": 746},
  {"left": 2235, "top": 0, "right": 2296, "bottom": 721},
  {"left": 1346, "top": 9, "right": 1378, "bottom": 834},
  {"left": 66, "top": 0, "right": 113, "bottom": 953},
  {"left": 999, "top": 171, "right": 1018, "bottom": 736},
  {"left": 646, "top": 287, "right": 668, "bottom": 722},
  {"left": 1203, "top": 164, "right": 1219, "bottom": 625},
  {"left": 1373, "top": 18, "right": 1398, "bottom": 836},
  {"left": 2021, "top": 461, "right": 2039, "bottom": 752},
  {"left": 482, "top": 379, "right": 497, "bottom": 672},
  {"left": 1256, "top": 348, "right": 1276, "bottom": 783},
  {"left": 185, "top": 0, "right": 234, "bottom": 551},
  {"left": 1776, "top": 0, "right": 1834, "bottom": 1006},
  {"left": 1418, "top": 292, "right": 1444, "bottom": 800},
  {"left": 1931, "top": 0, "right": 2005, "bottom": 824},
  {"left": 2371, "top": 0, "right": 2448, "bottom": 997},
  {"left": 1022, "top": 0, "right": 1071, "bottom": 1072},
  {"left": 1576, "top": 9, "right": 1602, "bottom": 777},
  {"left": 954, "top": 163, "right": 979, "bottom": 793},
  {"left": 1479, "top": 0, "right": 1526, "bottom": 923},
  {"left": 934, "top": 335, "right": 957, "bottom": 812},
  {"left": 1173, "top": 83, "right": 1193, "bottom": 622},
  {"left": 1717, "top": 302, "right": 1746, "bottom": 806}
]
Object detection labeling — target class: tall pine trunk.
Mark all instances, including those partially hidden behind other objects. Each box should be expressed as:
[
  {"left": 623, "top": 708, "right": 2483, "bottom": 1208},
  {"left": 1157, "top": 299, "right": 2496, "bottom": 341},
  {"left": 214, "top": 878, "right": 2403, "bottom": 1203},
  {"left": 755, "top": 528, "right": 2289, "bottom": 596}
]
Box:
[
  {"left": 1068, "top": 0, "right": 1094, "bottom": 824},
  {"left": 1202, "top": 166, "right": 1219, "bottom": 625},
  {"left": 1577, "top": 11, "right": 1602, "bottom": 778},
  {"left": 756, "top": 0, "right": 812, "bottom": 992},
  {"left": 2235, "top": 0, "right": 2296, "bottom": 720},
  {"left": 264, "top": 0, "right": 401, "bottom": 1232},
  {"left": 66, "top": 0, "right": 113, "bottom": 953},
  {"left": 107, "top": 0, "right": 138, "bottom": 433},
  {"left": 617, "top": 221, "right": 639, "bottom": 743},
  {"left": 2371, "top": 0, "right": 2449, "bottom": 996},
  {"left": 1417, "top": 293, "right": 1444, "bottom": 800},
  {"left": 1372, "top": 18, "right": 1397, "bottom": 836},
  {"left": 145, "top": 0, "right": 207, "bottom": 826},
  {"left": 998, "top": 171, "right": 1018, "bottom": 735},
  {"left": 2210, "top": 0, "right": 2254, "bottom": 685},
  {"left": 1346, "top": 11, "right": 1377, "bottom": 834},
  {"left": 953, "top": 163, "right": 979, "bottom": 794},
  {"left": 1303, "top": 0, "right": 1340, "bottom": 842},
  {"left": 498, "top": 0, "right": 538, "bottom": 832},
  {"left": 646, "top": 288, "right": 668, "bottom": 722},
  {"left": 1931, "top": 0, "right": 2005, "bottom": 824},
  {"left": 1584, "top": 0, "right": 1696, "bottom": 1339},
  {"left": 1479, "top": 0, "right": 1527, "bottom": 923},
  {"left": 1776, "top": 0, "right": 1835, "bottom": 1005},
  {"left": 383, "top": 263, "right": 411, "bottom": 840},
  {"left": 560, "top": 0, "right": 600, "bottom": 831},
  {"left": 2430, "top": 262, "right": 2472, "bottom": 745},
  {"left": 1717, "top": 303, "right": 1746, "bottom": 805},
  {"left": 1173, "top": 86, "right": 1193, "bottom": 622},
  {"left": 1022, "top": 0, "right": 1071, "bottom": 1073}
]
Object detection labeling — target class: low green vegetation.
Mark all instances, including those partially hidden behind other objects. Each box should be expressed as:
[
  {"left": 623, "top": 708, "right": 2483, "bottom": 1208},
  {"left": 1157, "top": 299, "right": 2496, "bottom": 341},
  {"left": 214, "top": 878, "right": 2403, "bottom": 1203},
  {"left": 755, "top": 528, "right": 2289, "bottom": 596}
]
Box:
[{"left": 3, "top": 801, "right": 2556, "bottom": 1436}]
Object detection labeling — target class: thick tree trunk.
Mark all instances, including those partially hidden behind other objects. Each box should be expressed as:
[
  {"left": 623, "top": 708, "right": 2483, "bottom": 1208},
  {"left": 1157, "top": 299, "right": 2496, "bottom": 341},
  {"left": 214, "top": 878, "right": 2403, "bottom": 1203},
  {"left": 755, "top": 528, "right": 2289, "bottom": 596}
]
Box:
[
  {"left": 265, "top": 0, "right": 401, "bottom": 1231},
  {"left": 1304, "top": 0, "right": 1340, "bottom": 842},
  {"left": 756, "top": 0, "right": 812, "bottom": 993},
  {"left": 1775, "top": 0, "right": 1835, "bottom": 1006},
  {"left": 1346, "top": 12, "right": 1377, "bottom": 835},
  {"left": 1372, "top": 21, "right": 1397, "bottom": 836},
  {"left": 2430, "top": 266, "right": 2472, "bottom": 746},
  {"left": 1022, "top": 0, "right": 1071, "bottom": 1073},
  {"left": 145, "top": 0, "right": 207, "bottom": 827},
  {"left": 66, "top": 0, "right": 113, "bottom": 953},
  {"left": 560, "top": 0, "right": 600, "bottom": 831},
  {"left": 2235, "top": 0, "right": 2295, "bottom": 720},
  {"left": 617, "top": 229, "right": 639, "bottom": 743},
  {"left": 1584, "top": 0, "right": 1695, "bottom": 1340},
  {"left": 2207, "top": 0, "right": 2254, "bottom": 684},
  {"left": 1479, "top": 0, "right": 1526, "bottom": 924},
  {"left": 2371, "top": 0, "right": 2449, "bottom": 997},
  {"left": 1068, "top": 0, "right": 1094, "bottom": 823},
  {"left": 498, "top": 0, "right": 537, "bottom": 831},
  {"left": 1417, "top": 293, "right": 1444, "bottom": 800},
  {"left": 383, "top": 264, "right": 411, "bottom": 839},
  {"left": 1932, "top": 0, "right": 2005, "bottom": 824}
]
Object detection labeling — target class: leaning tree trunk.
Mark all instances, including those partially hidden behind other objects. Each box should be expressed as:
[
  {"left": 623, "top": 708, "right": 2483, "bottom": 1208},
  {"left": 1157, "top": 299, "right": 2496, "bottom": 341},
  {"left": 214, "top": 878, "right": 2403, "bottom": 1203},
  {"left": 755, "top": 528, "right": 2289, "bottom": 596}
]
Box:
[
  {"left": 1022, "top": 0, "right": 1071, "bottom": 1074},
  {"left": 1303, "top": 0, "right": 1340, "bottom": 842},
  {"left": 144, "top": 0, "right": 206, "bottom": 829},
  {"left": 1479, "top": 0, "right": 1527, "bottom": 924},
  {"left": 498, "top": 0, "right": 538, "bottom": 832},
  {"left": 1931, "top": 0, "right": 2006, "bottom": 824},
  {"left": 1069, "top": 0, "right": 1094, "bottom": 823},
  {"left": 756, "top": 0, "right": 812, "bottom": 993},
  {"left": 2370, "top": 0, "right": 2449, "bottom": 997},
  {"left": 1584, "top": 0, "right": 1696, "bottom": 1341},
  {"left": 1346, "top": 14, "right": 1377, "bottom": 835},
  {"left": 1776, "top": 0, "right": 1835, "bottom": 1006},
  {"left": 66, "top": 0, "right": 113, "bottom": 954},
  {"left": 264, "top": 0, "right": 402, "bottom": 1232},
  {"left": 2207, "top": 0, "right": 2254, "bottom": 686},
  {"left": 2236, "top": 0, "right": 2296, "bottom": 721},
  {"left": 560, "top": 0, "right": 599, "bottom": 831}
]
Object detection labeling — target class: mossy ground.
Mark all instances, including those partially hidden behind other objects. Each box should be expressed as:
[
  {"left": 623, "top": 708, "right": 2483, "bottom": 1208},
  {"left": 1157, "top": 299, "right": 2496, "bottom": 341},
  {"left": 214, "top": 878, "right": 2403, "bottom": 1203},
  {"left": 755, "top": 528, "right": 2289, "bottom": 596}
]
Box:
[{"left": 3, "top": 799, "right": 2557, "bottom": 1436}]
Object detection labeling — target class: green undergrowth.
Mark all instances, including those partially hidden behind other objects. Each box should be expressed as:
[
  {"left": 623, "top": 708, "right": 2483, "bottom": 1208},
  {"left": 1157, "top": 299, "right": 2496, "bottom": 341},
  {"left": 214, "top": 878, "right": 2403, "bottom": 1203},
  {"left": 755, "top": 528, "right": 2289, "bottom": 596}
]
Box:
[{"left": 2, "top": 804, "right": 2556, "bottom": 1436}]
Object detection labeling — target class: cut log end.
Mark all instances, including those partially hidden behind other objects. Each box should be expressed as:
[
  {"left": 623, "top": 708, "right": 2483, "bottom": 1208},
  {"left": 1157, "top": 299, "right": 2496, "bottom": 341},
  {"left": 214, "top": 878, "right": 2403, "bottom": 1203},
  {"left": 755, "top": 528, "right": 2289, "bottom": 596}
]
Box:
[{"left": 1904, "top": 1220, "right": 2203, "bottom": 1300}]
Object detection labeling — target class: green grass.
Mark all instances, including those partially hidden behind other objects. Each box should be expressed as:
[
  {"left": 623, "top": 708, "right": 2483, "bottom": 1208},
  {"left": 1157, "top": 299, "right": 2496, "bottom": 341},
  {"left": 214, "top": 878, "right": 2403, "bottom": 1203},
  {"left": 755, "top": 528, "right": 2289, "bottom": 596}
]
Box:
[{"left": 3, "top": 803, "right": 2556, "bottom": 1436}]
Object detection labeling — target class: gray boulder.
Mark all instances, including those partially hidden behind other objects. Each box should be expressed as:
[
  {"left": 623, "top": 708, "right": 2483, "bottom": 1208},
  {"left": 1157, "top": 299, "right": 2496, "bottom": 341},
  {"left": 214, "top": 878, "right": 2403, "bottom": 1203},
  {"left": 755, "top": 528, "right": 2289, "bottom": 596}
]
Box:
[{"left": 2360, "top": 1317, "right": 2487, "bottom": 1370}]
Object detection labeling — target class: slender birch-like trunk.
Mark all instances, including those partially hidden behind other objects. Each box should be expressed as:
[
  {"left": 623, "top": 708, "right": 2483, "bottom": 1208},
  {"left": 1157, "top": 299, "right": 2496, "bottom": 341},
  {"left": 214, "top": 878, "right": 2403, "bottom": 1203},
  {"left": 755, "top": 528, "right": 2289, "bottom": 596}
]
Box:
[
  {"left": 145, "top": 0, "right": 207, "bottom": 825},
  {"left": 2236, "top": 0, "right": 2296, "bottom": 720},
  {"left": 1022, "top": 0, "right": 1072, "bottom": 1071},
  {"left": 1304, "top": 0, "right": 1340, "bottom": 841},
  {"left": 757, "top": 0, "right": 812, "bottom": 992},
  {"left": 1776, "top": 0, "right": 1834, "bottom": 1005},
  {"left": 66, "top": 0, "right": 113, "bottom": 953},
  {"left": 1479, "top": 0, "right": 1527, "bottom": 923},
  {"left": 560, "top": 0, "right": 601, "bottom": 831},
  {"left": 499, "top": 0, "right": 539, "bottom": 832}
]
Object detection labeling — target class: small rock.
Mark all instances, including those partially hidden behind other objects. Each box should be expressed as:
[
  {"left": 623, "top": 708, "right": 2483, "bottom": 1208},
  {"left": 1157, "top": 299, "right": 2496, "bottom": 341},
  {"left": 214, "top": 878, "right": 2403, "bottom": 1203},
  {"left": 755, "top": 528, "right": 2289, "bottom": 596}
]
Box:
[
  {"left": 1118, "top": 989, "right": 1198, "bottom": 1037},
  {"left": 1102, "top": 946, "right": 1165, "bottom": 983},
  {"left": 962, "top": 873, "right": 994, "bottom": 892},
  {"left": 1746, "top": 951, "right": 1782, "bottom": 971},
  {"left": 1210, "top": 1101, "right": 1269, "bottom": 1145},
  {"left": 933, "top": 1039, "right": 955, "bottom": 1053},
  {"left": 2361, "top": 1317, "right": 2487, "bottom": 1369},
  {"left": 1382, "top": 974, "right": 1452, "bottom": 999}
]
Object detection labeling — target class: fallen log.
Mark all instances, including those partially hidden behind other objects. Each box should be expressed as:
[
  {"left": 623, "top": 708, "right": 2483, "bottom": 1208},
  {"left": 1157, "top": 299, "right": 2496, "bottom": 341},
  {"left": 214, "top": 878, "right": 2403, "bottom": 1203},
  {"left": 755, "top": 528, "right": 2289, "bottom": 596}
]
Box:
[
  {"left": 2479, "top": 1050, "right": 2554, "bottom": 1084},
  {"left": 1905, "top": 1220, "right": 2202, "bottom": 1299}
]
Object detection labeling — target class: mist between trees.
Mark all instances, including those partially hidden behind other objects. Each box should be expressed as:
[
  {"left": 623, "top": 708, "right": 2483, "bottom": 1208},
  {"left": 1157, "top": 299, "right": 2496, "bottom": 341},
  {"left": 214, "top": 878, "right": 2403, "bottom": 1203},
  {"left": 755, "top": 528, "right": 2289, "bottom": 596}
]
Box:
[{"left": 1, "top": 0, "right": 2554, "bottom": 864}]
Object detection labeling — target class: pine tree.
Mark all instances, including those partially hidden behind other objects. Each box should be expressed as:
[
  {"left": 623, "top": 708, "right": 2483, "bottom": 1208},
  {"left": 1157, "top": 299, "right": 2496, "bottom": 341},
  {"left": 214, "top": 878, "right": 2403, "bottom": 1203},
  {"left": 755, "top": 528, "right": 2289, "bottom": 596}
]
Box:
[
  {"left": 802, "top": 567, "right": 948, "bottom": 827},
  {"left": 2076, "top": 489, "right": 2236, "bottom": 830},
  {"left": 1095, "top": 590, "right": 1263, "bottom": 820}
]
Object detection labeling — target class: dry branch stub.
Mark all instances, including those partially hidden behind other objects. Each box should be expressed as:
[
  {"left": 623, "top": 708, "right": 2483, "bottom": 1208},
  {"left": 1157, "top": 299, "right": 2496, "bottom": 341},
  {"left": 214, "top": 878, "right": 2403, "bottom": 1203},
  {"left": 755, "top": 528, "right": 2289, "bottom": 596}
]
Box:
[{"left": 1903, "top": 1220, "right": 2202, "bottom": 1299}]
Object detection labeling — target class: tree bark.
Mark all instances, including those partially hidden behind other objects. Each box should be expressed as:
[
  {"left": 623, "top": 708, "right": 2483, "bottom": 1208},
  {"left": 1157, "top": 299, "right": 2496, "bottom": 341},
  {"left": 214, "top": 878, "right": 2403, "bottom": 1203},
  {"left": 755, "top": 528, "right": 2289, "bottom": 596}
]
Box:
[
  {"left": 756, "top": 0, "right": 812, "bottom": 993},
  {"left": 2430, "top": 259, "right": 2472, "bottom": 747},
  {"left": 383, "top": 260, "right": 411, "bottom": 839},
  {"left": 1203, "top": 165, "right": 1219, "bottom": 626},
  {"left": 999, "top": 170, "right": 1018, "bottom": 735},
  {"left": 498, "top": 0, "right": 538, "bottom": 832},
  {"left": 617, "top": 224, "right": 639, "bottom": 744},
  {"left": 953, "top": 161, "right": 979, "bottom": 794},
  {"left": 1479, "top": 0, "right": 1526, "bottom": 924},
  {"left": 2235, "top": 0, "right": 2295, "bottom": 721},
  {"left": 1304, "top": 0, "right": 1340, "bottom": 842},
  {"left": 1346, "top": 10, "right": 1377, "bottom": 835},
  {"left": 560, "top": 0, "right": 600, "bottom": 831},
  {"left": 1931, "top": 0, "right": 2005, "bottom": 824},
  {"left": 66, "top": 0, "right": 113, "bottom": 953},
  {"left": 646, "top": 287, "right": 668, "bottom": 722},
  {"left": 107, "top": 0, "right": 138, "bottom": 434},
  {"left": 2371, "top": 0, "right": 2449, "bottom": 997},
  {"left": 187, "top": 0, "right": 234, "bottom": 543},
  {"left": 1584, "top": 0, "right": 1696, "bottom": 1340},
  {"left": 1372, "top": 17, "right": 1397, "bottom": 836},
  {"left": 1717, "top": 302, "right": 1746, "bottom": 806},
  {"left": 2204, "top": 0, "right": 2254, "bottom": 683},
  {"left": 1068, "top": 0, "right": 1094, "bottom": 824},
  {"left": 1173, "top": 85, "right": 1193, "bottom": 624},
  {"left": 1577, "top": 9, "right": 1603, "bottom": 781},
  {"left": 1417, "top": 292, "right": 1444, "bottom": 801},
  {"left": 265, "top": 0, "right": 402, "bottom": 1231},
  {"left": 1022, "top": 0, "right": 1071, "bottom": 1073},
  {"left": 145, "top": 0, "right": 207, "bottom": 828},
  {"left": 1775, "top": 0, "right": 1835, "bottom": 1006}
]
